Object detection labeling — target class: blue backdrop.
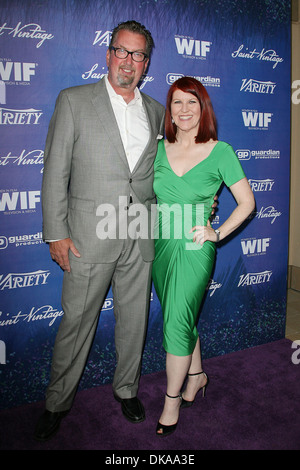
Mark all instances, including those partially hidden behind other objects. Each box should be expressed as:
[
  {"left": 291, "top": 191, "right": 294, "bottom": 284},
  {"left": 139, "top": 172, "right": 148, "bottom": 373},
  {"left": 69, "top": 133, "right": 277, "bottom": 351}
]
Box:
[{"left": 0, "top": 0, "right": 290, "bottom": 409}]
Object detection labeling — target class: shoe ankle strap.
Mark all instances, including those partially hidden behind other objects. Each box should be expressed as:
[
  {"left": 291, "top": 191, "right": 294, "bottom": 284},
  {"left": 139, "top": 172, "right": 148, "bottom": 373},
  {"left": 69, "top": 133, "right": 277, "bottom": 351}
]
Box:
[
  {"left": 166, "top": 393, "right": 182, "bottom": 399},
  {"left": 188, "top": 371, "right": 205, "bottom": 376}
]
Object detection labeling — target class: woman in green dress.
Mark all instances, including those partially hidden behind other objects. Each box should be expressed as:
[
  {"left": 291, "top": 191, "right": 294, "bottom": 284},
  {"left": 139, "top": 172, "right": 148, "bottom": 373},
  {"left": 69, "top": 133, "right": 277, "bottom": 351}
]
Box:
[{"left": 152, "top": 77, "right": 255, "bottom": 437}]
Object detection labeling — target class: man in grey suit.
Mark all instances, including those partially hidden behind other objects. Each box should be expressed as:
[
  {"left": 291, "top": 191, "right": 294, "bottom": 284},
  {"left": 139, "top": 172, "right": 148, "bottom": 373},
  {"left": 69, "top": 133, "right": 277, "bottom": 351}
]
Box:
[{"left": 34, "top": 20, "right": 165, "bottom": 441}]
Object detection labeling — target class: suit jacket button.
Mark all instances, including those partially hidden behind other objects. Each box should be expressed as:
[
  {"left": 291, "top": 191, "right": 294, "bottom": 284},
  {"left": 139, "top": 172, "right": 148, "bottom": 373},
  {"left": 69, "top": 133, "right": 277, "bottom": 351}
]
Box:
[{"left": 129, "top": 178, "right": 132, "bottom": 183}]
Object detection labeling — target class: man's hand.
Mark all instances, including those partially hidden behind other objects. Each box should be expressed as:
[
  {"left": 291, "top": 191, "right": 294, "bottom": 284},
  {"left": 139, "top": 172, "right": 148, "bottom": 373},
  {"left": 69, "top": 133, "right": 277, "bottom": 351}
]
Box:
[{"left": 49, "top": 238, "right": 81, "bottom": 272}]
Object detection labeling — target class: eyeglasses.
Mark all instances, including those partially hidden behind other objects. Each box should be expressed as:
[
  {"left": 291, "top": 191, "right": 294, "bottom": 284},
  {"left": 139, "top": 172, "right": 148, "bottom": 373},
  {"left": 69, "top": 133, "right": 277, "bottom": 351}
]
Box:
[{"left": 109, "top": 46, "right": 148, "bottom": 62}]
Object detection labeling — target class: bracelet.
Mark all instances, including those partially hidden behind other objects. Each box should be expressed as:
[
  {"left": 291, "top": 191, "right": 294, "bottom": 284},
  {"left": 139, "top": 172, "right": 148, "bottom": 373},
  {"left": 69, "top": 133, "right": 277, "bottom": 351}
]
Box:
[{"left": 214, "top": 229, "right": 220, "bottom": 242}]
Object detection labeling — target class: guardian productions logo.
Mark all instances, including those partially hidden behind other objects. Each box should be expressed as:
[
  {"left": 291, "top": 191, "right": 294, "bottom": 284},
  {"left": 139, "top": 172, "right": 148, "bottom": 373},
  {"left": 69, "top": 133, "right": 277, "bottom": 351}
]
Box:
[
  {"left": 236, "top": 149, "right": 280, "bottom": 161},
  {"left": 0, "top": 232, "right": 43, "bottom": 249},
  {"left": 175, "top": 35, "right": 211, "bottom": 60},
  {"left": 166, "top": 73, "right": 220, "bottom": 88},
  {"left": 101, "top": 298, "right": 114, "bottom": 311}
]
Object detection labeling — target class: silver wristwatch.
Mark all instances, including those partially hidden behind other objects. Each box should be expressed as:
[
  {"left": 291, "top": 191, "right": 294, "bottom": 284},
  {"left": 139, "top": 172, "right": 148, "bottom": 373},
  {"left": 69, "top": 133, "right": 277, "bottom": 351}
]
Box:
[{"left": 214, "top": 229, "right": 220, "bottom": 242}]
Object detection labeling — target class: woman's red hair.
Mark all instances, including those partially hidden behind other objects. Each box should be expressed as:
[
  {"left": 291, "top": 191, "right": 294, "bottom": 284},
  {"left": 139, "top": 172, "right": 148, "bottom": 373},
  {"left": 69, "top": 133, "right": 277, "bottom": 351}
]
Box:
[{"left": 165, "top": 76, "right": 218, "bottom": 143}]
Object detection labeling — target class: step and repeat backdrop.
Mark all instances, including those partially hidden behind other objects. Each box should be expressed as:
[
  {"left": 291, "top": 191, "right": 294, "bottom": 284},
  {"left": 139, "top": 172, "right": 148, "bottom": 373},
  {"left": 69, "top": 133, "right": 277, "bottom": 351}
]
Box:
[{"left": 0, "top": 0, "right": 290, "bottom": 409}]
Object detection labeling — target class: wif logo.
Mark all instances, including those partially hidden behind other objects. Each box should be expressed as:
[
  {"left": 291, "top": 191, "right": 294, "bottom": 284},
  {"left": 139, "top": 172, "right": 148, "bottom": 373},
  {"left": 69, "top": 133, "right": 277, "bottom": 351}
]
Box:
[
  {"left": 241, "top": 237, "right": 271, "bottom": 256},
  {"left": 0, "top": 190, "right": 40, "bottom": 212},
  {"left": 0, "top": 61, "right": 36, "bottom": 82},
  {"left": 242, "top": 111, "right": 272, "bottom": 129},
  {"left": 175, "top": 36, "right": 211, "bottom": 59}
]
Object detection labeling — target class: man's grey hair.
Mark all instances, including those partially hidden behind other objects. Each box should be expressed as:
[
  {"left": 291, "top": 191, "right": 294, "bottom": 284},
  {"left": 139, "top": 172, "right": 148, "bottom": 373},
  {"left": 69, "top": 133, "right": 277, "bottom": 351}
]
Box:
[{"left": 109, "top": 20, "right": 154, "bottom": 57}]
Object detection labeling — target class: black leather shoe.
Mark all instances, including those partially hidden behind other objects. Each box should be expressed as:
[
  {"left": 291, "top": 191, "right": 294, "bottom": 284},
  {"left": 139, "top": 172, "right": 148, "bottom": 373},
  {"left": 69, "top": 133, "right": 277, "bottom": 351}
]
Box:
[
  {"left": 114, "top": 395, "right": 145, "bottom": 423},
  {"left": 34, "top": 409, "right": 69, "bottom": 441}
]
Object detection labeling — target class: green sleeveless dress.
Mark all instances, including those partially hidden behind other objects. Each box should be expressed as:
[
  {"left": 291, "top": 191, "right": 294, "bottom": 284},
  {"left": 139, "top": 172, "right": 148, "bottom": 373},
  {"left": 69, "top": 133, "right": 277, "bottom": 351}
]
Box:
[{"left": 152, "top": 139, "right": 246, "bottom": 356}]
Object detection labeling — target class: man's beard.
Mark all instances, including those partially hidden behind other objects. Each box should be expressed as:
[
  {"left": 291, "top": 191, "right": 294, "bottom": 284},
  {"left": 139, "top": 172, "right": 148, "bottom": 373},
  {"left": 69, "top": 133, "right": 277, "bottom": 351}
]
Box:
[{"left": 117, "top": 68, "right": 135, "bottom": 88}]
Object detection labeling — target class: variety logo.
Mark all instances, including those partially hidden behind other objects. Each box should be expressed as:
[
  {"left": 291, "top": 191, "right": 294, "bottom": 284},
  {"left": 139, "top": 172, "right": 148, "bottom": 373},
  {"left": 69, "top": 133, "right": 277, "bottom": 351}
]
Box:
[
  {"left": 0, "top": 270, "right": 50, "bottom": 290},
  {"left": 0, "top": 190, "right": 41, "bottom": 213},
  {"left": 236, "top": 149, "right": 280, "bottom": 160},
  {"left": 0, "top": 22, "right": 54, "bottom": 48},
  {"left": 240, "top": 78, "right": 276, "bottom": 94},
  {"left": 242, "top": 110, "right": 273, "bottom": 129},
  {"left": 232, "top": 44, "right": 284, "bottom": 69},
  {"left": 0, "top": 107, "right": 42, "bottom": 125},
  {"left": 0, "top": 61, "right": 36, "bottom": 84},
  {"left": 248, "top": 178, "right": 275, "bottom": 191},
  {"left": 175, "top": 36, "right": 211, "bottom": 59},
  {"left": 166, "top": 73, "right": 220, "bottom": 87},
  {"left": 241, "top": 237, "right": 271, "bottom": 256},
  {"left": 93, "top": 30, "right": 111, "bottom": 47},
  {"left": 238, "top": 270, "right": 272, "bottom": 287}
]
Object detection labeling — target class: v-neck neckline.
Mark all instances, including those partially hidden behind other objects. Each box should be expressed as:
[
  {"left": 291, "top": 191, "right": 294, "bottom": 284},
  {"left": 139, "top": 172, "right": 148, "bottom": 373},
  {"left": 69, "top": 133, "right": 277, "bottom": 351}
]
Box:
[{"left": 162, "top": 140, "right": 220, "bottom": 178}]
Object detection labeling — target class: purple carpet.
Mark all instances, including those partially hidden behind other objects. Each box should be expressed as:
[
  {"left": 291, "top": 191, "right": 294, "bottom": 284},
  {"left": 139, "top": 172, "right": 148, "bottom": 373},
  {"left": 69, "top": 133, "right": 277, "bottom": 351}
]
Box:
[{"left": 1, "top": 338, "right": 300, "bottom": 451}]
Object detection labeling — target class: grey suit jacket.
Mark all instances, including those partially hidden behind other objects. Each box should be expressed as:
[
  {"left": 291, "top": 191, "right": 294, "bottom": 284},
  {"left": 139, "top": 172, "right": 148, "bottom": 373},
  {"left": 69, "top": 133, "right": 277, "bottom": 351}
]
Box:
[{"left": 42, "top": 78, "right": 165, "bottom": 263}]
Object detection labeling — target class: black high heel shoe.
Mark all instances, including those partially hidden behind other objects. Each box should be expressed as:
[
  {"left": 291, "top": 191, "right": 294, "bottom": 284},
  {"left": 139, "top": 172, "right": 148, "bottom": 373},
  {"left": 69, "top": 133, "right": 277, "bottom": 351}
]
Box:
[
  {"left": 156, "top": 393, "right": 182, "bottom": 437},
  {"left": 180, "top": 371, "right": 209, "bottom": 409}
]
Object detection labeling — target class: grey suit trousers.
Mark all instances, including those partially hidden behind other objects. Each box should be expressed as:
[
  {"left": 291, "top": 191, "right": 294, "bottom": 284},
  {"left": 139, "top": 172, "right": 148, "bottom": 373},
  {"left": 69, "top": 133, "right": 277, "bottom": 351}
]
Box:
[{"left": 45, "top": 237, "right": 152, "bottom": 412}]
